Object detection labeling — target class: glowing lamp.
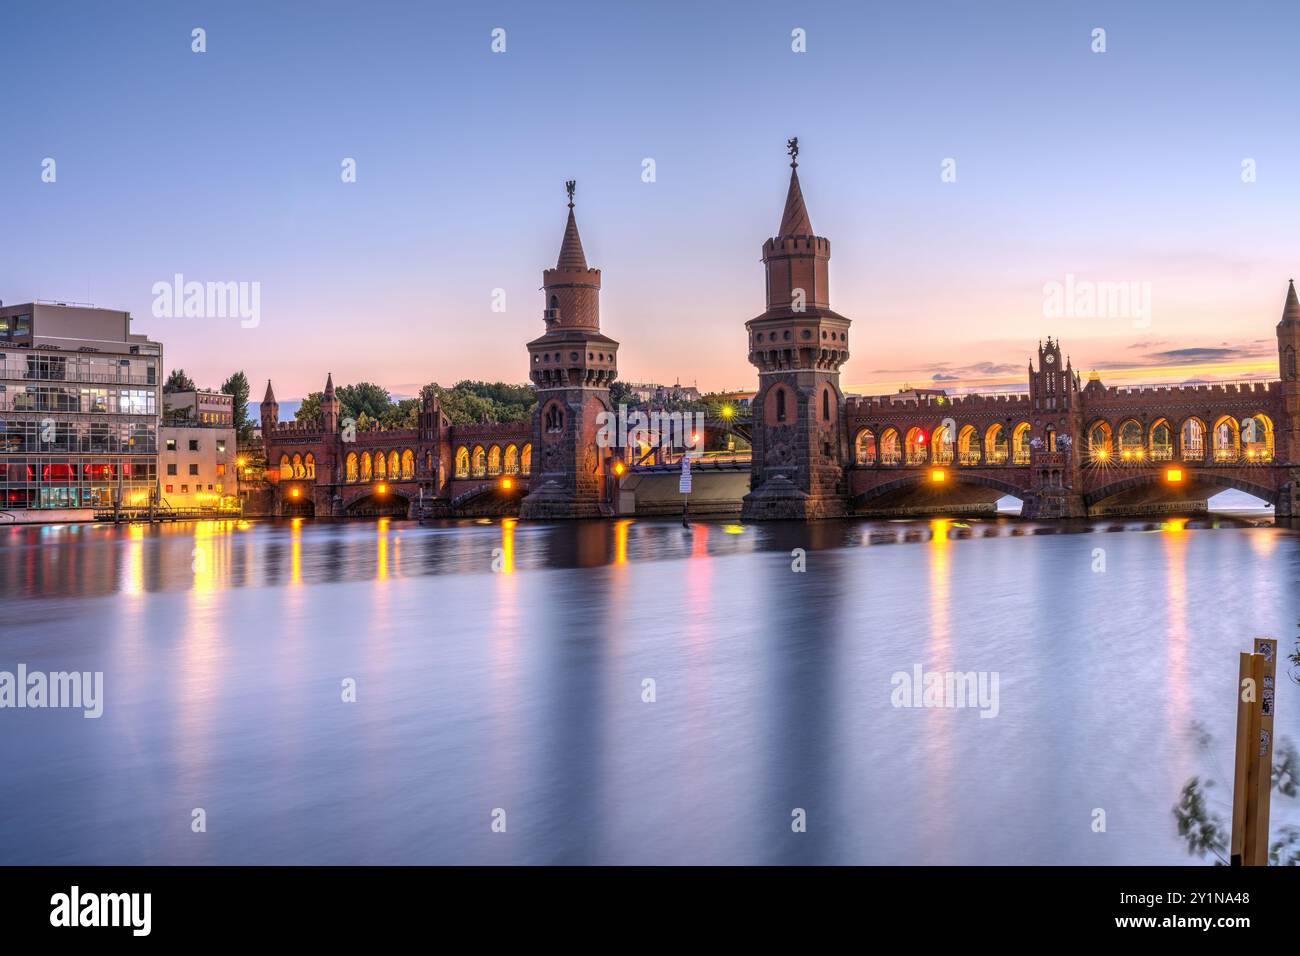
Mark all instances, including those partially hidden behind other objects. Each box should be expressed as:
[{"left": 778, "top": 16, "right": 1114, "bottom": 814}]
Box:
[
  {"left": 1094, "top": 449, "right": 1109, "bottom": 461},
  {"left": 721, "top": 405, "right": 735, "bottom": 420},
  {"left": 376, "top": 483, "right": 387, "bottom": 494},
  {"left": 1135, "top": 450, "right": 1145, "bottom": 461},
  {"left": 917, "top": 432, "right": 927, "bottom": 445},
  {"left": 613, "top": 461, "right": 626, "bottom": 476},
  {"left": 501, "top": 477, "right": 513, "bottom": 490},
  {"left": 930, "top": 468, "right": 947, "bottom": 483},
  {"left": 290, "top": 487, "right": 301, "bottom": 498},
  {"left": 1165, "top": 468, "right": 1183, "bottom": 484},
  {"left": 236, "top": 456, "right": 247, "bottom": 467}
]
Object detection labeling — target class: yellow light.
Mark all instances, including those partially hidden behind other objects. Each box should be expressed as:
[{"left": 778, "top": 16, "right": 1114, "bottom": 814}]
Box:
[
  {"left": 236, "top": 456, "right": 246, "bottom": 467},
  {"left": 376, "top": 483, "right": 387, "bottom": 494},
  {"left": 1095, "top": 449, "right": 1109, "bottom": 461},
  {"left": 501, "top": 477, "right": 513, "bottom": 490},
  {"left": 930, "top": 468, "right": 946, "bottom": 483},
  {"left": 721, "top": 405, "right": 734, "bottom": 419},
  {"left": 613, "top": 461, "right": 626, "bottom": 476},
  {"left": 1135, "top": 449, "right": 1145, "bottom": 460},
  {"left": 1166, "top": 468, "right": 1183, "bottom": 484},
  {"left": 290, "top": 487, "right": 300, "bottom": 498}
]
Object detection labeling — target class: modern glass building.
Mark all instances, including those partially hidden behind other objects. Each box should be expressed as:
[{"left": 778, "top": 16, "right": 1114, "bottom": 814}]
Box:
[{"left": 0, "top": 303, "right": 162, "bottom": 521}]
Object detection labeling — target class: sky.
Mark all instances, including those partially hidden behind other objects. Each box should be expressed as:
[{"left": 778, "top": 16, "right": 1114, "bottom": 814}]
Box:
[{"left": 3, "top": 0, "right": 1298, "bottom": 404}]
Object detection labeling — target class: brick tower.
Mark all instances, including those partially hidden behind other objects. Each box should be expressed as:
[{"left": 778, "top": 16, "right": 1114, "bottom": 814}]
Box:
[
  {"left": 519, "top": 181, "right": 619, "bottom": 519},
  {"left": 1019, "top": 337, "right": 1086, "bottom": 518},
  {"left": 1278, "top": 280, "right": 1300, "bottom": 519},
  {"left": 260, "top": 379, "right": 279, "bottom": 433},
  {"left": 741, "top": 139, "right": 852, "bottom": 520}
]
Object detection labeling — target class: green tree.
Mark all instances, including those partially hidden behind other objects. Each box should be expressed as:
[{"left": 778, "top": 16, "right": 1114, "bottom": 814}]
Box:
[
  {"left": 164, "top": 368, "right": 195, "bottom": 393},
  {"left": 221, "top": 371, "right": 252, "bottom": 443},
  {"left": 295, "top": 391, "right": 323, "bottom": 423},
  {"left": 335, "top": 382, "right": 392, "bottom": 421}
]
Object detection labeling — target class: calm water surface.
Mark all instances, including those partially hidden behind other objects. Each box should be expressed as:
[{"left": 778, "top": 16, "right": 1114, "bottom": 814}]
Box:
[{"left": 2, "top": 514, "right": 1297, "bottom": 864}]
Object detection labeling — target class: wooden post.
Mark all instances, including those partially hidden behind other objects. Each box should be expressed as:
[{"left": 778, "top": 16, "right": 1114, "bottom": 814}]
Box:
[
  {"left": 1230, "top": 652, "right": 1253, "bottom": 865},
  {"left": 1231, "top": 638, "right": 1278, "bottom": 866}
]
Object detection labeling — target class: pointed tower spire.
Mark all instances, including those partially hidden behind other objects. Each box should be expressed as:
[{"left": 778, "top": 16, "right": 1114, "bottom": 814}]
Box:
[
  {"left": 324, "top": 372, "right": 336, "bottom": 397},
  {"left": 263, "top": 379, "right": 276, "bottom": 405},
  {"left": 556, "top": 180, "right": 588, "bottom": 270},
  {"left": 777, "top": 138, "right": 814, "bottom": 236},
  {"left": 1282, "top": 278, "right": 1300, "bottom": 325}
]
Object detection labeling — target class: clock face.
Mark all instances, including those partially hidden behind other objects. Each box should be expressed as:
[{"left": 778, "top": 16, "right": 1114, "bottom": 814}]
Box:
[{"left": 1044, "top": 353, "right": 1055, "bottom": 364}]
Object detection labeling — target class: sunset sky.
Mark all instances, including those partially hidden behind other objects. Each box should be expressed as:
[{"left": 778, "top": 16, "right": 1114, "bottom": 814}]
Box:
[{"left": 3, "top": 1, "right": 1298, "bottom": 405}]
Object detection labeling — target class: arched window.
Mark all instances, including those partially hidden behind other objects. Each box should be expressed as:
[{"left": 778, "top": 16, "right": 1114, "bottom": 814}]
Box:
[
  {"left": 931, "top": 423, "right": 953, "bottom": 464},
  {"left": 904, "top": 427, "right": 929, "bottom": 465},
  {"left": 1045, "top": 425, "right": 1057, "bottom": 454},
  {"left": 279, "top": 454, "right": 291, "bottom": 479},
  {"left": 454, "top": 447, "right": 469, "bottom": 478},
  {"left": 1242, "top": 414, "right": 1274, "bottom": 461},
  {"left": 854, "top": 428, "right": 876, "bottom": 465},
  {"left": 345, "top": 452, "right": 359, "bottom": 483},
  {"left": 374, "top": 450, "right": 387, "bottom": 479},
  {"left": 1149, "top": 419, "right": 1173, "bottom": 461},
  {"left": 545, "top": 403, "right": 563, "bottom": 432},
  {"left": 520, "top": 443, "right": 532, "bottom": 474},
  {"left": 1180, "top": 418, "right": 1206, "bottom": 461},
  {"left": 1212, "top": 416, "right": 1240, "bottom": 462},
  {"left": 360, "top": 452, "right": 373, "bottom": 481},
  {"left": 957, "top": 425, "right": 980, "bottom": 464},
  {"left": 504, "top": 444, "right": 519, "bottom": 475},
  {"left": 1118, "top": 420, "right": 1144, "bottom": 461},
  {"left": 425, "top": 450, "right": 433, "bottom": 474},
  {"left": 487, "top": 445, "right": 502, "bottom": 476},
  {"left": 879, "top": 428, "right": 901, "bottom": 465},
  {"left": 472, "top": 446, "right": 487, "bottom": 478},
  {"left": 821, "top": 388, "right": 830, "bottom": 421},
  {"left": 776, "top": 388, "right": 787, "bottom": 423},
  {"left": 401, "top": 449, "right": 414, "bottom": 478},
  {"left": 304, "top": 453, "right": 316, "bottom": 479},
  {"left": 291, "top": 453, "right": 304, "bottom": 478},
  {"left": 388, "top": 450, "right": 400, "bottom": 478},
  {"left": 1011, "top": 423, "right": 1032, "bottom": 464},
  {"left": 1087, "top": 421, "right": 1113, "bottom": 462},
  {"left": 985, "top": 424, "right": 1008, "bottom": 464}
]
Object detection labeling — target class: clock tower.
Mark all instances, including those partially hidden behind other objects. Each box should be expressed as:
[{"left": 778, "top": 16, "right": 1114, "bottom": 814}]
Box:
[{"left": 1022, "top": 337, "right": 1086, "bottom": 518}]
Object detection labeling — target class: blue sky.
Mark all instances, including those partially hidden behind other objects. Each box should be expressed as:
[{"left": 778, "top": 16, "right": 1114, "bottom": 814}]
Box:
[{"left": 3, "top": 0, "right": 1298, "bottom": 401}]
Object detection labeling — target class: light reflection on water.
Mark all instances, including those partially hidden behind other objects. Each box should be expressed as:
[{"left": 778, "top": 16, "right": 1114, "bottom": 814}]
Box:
[{"left": 0, "top": 514, "right": 1296, "bottom": 864}]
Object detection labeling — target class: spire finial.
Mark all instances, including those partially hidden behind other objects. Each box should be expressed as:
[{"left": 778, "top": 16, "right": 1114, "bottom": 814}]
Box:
[
  {"left": 565, "top": 179, "right": 575, "bottom": 209},
  {"left": 786, "top": 137, "right": 799, "bottom": 168}
]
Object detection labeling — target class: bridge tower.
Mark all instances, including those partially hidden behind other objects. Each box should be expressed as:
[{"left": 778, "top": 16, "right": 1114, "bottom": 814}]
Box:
[
  {"left": 519, "top": 182, "right": 619, "bottom": 519},
  {"left": 260, "top": 379, "right": 279, "bottom": 433},
  {"left": 1020, "top": 338, "right": 1086, "bottom": 518},
  {"left": 321, "top": 372, "right": 340, "bottom": 434},
  {"left": 1278, "top": 280, "right": 1300, "bottom": 517},
  {"left": 741, "top": 140, "right": 852, "bottom": 520}
]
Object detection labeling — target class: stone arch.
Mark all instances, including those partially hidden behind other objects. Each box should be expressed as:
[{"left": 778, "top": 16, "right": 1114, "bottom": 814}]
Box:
[
  {"left": 1243, "top": 413, "right": 1274, "bottom": 461},
  {"left": 487, "top": 445, "right": 502, "bottom": 476},
  {"left": 504, "top": 443, "right": 520, "bottom": 475},
  {"left": 931, "top": 422, "right": 954, "bottom": 464},
  {"left": 374, "top": 449, "right": 388, "bottom": 480},
  {"left": 1212, "top": 415, "right": 1240, "bottom": 461},
  {"left": 360, "top": 452, "right": 373, "bottom": 481},
  {"left": 853, "top": 471, "right": 1029, "bottom": 508},
  {"left": 544, "top": 402, "right": 564, "bottom": 433},
  {"left": 1086, "top": 419, "right": 1113, "bottom": 463},
  {"left": 304, "top": 452, "right": 316, "bottom": 479},
  {"left": 387, "top": 450, "right": 400, "bottom": 478},
  {"left": 854, "top": 427, "right": 877, "bottom": 465},
  {"left": 904, "top": 426, "right": 928, "bottom": 465},
  {"left": 455, "top": 447, "right": 470, "bottom": 479},
  {"left": 1148, "top": 418, "right": 1174, "bottom": 462},
  {"left": 279, "top": 453, "right": 291, "bottom": 479},
  {"left": 472, "top": 445, "right": 487, "bottom": 478},
  {"left": 957, "top": 424, "right": 981, "bottom": 464},
  {"left": 520, "top": 443, "right": 532, "bottom": 475},
  {"left": 345, "top": 451, "right": 359, "bottom": 483},
  {"left": 1011, "top": 422, "right": 1032, "bottom": 464},
  {"left": 401, "top": 449, "right": 414, "bottom": 478},
  {"left": 1179, "top": 416, "right": 1207, "bottom": 461},
  {"left": 1085, "top": 471, "right": 1278, "bottom": 508},
  {"left": 879, "top": 427, "right": 901, "bottom": 465},
  {"left": 1117, "top": 419, "right": 1144, "bottom": 460},
  {"left": 985, "top": 423, "right": 1008, "bottom": 464},
  {"left": 766, "top": 383, "right": 792, "bottom": 425}
]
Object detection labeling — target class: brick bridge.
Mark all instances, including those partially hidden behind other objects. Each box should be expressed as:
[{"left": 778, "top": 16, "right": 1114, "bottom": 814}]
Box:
[{"left": 256, "top": 150, "right": 1300, "bottom": 523}]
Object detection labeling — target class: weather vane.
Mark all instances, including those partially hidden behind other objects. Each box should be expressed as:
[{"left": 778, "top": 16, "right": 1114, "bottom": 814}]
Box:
[
  {"left": 786, "top": 137, "right": 799, "bottom": 168},
  {"left": 565, "top": 180, "right": 576, "bottom": 208}
]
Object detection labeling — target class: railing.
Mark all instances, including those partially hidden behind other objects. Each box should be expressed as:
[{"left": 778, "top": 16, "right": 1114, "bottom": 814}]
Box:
[{"left": 0, "top": 369, "right": 157, "bottom": 386}]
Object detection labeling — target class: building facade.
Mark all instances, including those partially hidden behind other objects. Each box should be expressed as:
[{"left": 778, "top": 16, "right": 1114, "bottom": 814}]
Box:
[
  {"left": 164, "top": 388, "right": 234, "bottom": 427},
  {"left": 159, "top": 423, "right": 238, "bottom": 509},
  {"left": 0, "top": 303, "right": 161, "bottom": 522}
]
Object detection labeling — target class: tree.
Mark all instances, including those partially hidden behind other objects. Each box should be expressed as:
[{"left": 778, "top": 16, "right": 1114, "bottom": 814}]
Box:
[
  {"left": 164, "top": 369, "right": 195, "bottom": 393},
  {"left": 335, "top": 382, "right": 392, "bottom": 422},
  {"left": 221, "top": 371, "right": 252, "bottom": 443},
  {"left": 422, "top": 381, "right": 536, "bottom": 425},
  {"left": 295, "top": 391, "right": 323, "bottom": 423}
]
